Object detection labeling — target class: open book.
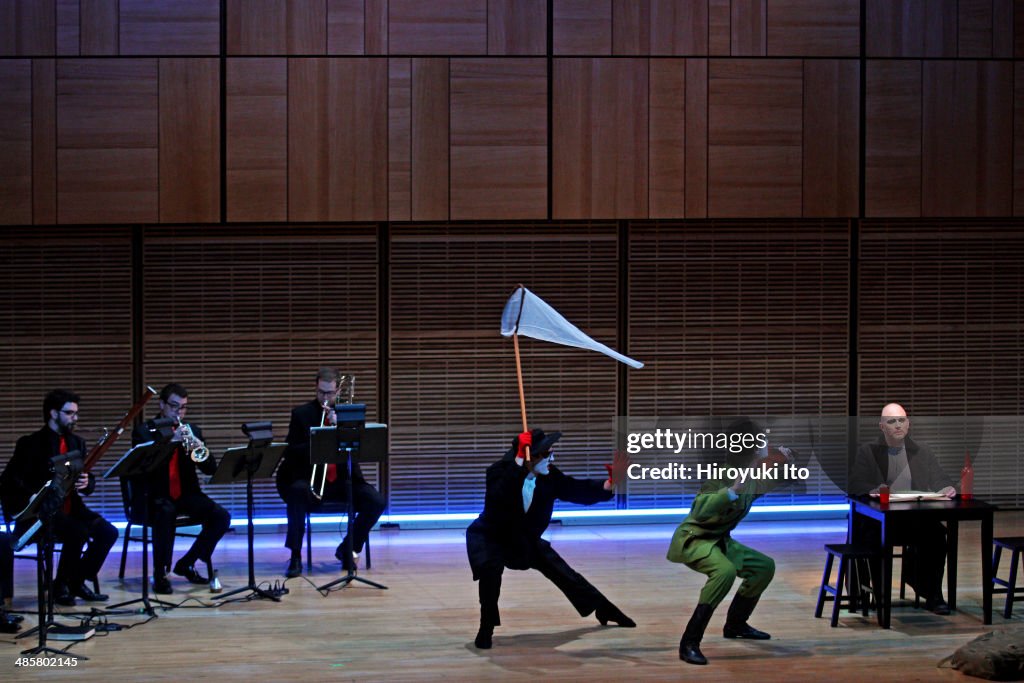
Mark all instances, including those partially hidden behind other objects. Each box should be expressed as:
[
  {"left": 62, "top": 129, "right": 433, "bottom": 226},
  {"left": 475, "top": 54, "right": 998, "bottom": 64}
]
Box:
[{"left": 872, "top": 490, "right": 951, "bottom": 502}]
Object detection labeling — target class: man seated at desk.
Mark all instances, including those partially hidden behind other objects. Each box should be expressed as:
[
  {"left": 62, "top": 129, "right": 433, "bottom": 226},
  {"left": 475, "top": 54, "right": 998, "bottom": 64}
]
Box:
[{"left": 849, "top": 402, "right": 957, "bottom": 615}]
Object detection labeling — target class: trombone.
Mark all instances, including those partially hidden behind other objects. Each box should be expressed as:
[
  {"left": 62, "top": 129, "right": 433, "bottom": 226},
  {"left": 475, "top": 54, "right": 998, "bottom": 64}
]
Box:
[{"left": 310, "top": 375, "right": 355, "bottom": 500}]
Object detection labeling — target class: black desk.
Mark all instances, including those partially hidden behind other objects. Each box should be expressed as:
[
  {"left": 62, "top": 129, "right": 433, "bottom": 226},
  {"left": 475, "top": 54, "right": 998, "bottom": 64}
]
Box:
[{"left": 848, "top": 496, "right": 996, "bottom": 628}]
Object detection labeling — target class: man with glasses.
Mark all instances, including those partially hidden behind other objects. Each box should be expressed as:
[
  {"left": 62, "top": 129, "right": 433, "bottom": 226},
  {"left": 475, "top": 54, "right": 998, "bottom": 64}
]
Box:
[
  {"left": 131, "top": 383, "right": 230, "bottom": 594},
  {"left": 849, "top": 402, "right": 956, "bottom": 614},
  {"left": 0, "top": 389, "right": 117, "bottom": 606},
  {"left": 276, "top": 367, "right": 385, "bottom": 578}
]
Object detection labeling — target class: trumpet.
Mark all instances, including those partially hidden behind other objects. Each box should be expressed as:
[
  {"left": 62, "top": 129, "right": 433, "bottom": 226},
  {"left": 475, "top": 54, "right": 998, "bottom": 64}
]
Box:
[
  {"left": 177, "top": 419, "right": 209, "bottom": 463},
  {"left": 311, "top": 374, "right": 355, "bottom": 500}
]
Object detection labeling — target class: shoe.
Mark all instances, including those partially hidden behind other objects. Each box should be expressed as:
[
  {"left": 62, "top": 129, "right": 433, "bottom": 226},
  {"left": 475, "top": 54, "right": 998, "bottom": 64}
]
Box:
[
  {"left": 0, "top": 612, "right": 20, "bottom": 634},
  {"left": 596, "top": 603, "right": 636, "bottom": 627},
  {"left": 474, "top": 623, "right": 494, "bottom": 649},
  {"left": 925, "top": 597, "right": 951, "bottom": 615},
  {"left": 72, "top": 583, "right": 109, "bottom": 602},
  {"left": 174, "top": 561, "right": 209, "bottom": 585},
  {"left": 680, "top": 603, "right": 715, "bottom": 665},
  {"left": 53, "top": 583, "right": 76, "bottom": 607},
  {"left": 679, "top": 639, "right": 707, "bottom": 665},
  {"left": 335, "top": 543, "right": 356, "bottom": 572},
  {"left": 722, "top": 623, "right": 771, "bottom": 639},
  {"left": 152, "top": 574, "right": 173, "bottom": 595},
  {"left": 285, "top": 557, "right": 303, "bottom": 578}
]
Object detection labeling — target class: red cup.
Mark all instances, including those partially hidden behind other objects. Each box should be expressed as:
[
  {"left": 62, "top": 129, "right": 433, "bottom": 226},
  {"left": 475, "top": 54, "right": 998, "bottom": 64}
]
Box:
[{"left": 878, "top": 484, "right": 890, "bottom": 506}]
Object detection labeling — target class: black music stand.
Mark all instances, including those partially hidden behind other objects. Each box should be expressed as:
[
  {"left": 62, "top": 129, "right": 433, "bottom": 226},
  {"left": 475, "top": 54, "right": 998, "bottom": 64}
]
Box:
[
  {"left": 314, "top": 404, "right": 387, "bottom": 592},
  {"left": 13, "top": 451, "right": 89, "bottom": 658},
  {"left": 210, "top": 422, "right": 286, "bottom": 602},
  {"left": 103, "top": 440, "right": 177, "bottom": 616}
]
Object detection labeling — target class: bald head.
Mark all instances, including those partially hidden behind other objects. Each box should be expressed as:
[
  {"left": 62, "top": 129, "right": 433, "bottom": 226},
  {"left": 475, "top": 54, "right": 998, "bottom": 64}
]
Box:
[{"left": 879, "top": 403, "right": 909, "bottom": 447}]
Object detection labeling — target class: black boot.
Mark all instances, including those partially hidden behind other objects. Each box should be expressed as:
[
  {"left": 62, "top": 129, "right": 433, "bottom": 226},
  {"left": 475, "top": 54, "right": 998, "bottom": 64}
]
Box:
[
  {"left": 474, "top": 620, "right": 494, "bottom": 649},
  {"left": 723, "top": 594, "right": 771, "bottom": 640},
  {"left": 679, "top": 603, "right": 715, "bottom": 665},
  {"left": 596, "top": 601, "right": 636, "bottom": 627}
]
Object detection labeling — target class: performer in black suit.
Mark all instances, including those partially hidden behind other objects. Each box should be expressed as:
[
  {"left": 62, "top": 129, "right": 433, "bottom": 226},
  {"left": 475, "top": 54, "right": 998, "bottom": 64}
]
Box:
[
  {"left": 130, "top": 383, "right": 230, "bottom": 594},
  {"left": 0, "top": 389, "right": 116, "bottom": 606},
  {"left": 466, "top": 429, "right": 635, "bottom": 649},
  {"left": 277, "top": 367, "right": 385, "bottom": 578}
]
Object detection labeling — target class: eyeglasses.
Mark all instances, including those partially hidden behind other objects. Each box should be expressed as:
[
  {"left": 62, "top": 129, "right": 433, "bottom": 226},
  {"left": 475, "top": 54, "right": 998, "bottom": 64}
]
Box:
[
  {"left": 884, "top": 417, "right": 907, "bottom": 425},
  {"left": 165, "top": 401, "right": 188, "bottom": 411}
]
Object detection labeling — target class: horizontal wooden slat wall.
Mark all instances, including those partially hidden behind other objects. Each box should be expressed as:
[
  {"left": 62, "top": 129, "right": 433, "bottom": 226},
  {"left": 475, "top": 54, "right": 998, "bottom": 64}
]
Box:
[
  {"left": 627, "top": 220, "right": 851, "bottom": 507},
  {"left": 388, "top": 224, "right": 620, "bottom": 514},
  {"left": 140, "top": 226, "right": 379, "bottom": 520},
  {"left": 858, "top": 219, "right": 1024, "bottom": 506},
  {"left": 0, "top": 228, "right": 133, "bottom": 522}
]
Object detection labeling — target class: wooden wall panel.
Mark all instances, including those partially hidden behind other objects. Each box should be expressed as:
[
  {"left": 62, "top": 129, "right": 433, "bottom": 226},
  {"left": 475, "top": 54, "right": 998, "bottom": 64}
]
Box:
[
  {"left": 366, "top": 0, "right": 388, "bottom": 53},
  {"left": 488, "top": 0, "right": 546, "bottom": 55},
  {"left": 553, "top": 0, "right": 611, "bottom": 55},
  {"left": 0, "top": 228, "right": 133, "bottom": 520},
  {"left": 120, "top": 0, "right": 220, "bottom": 55},
  {"left": 388, "top": 58, "right": 412, "bottom": 220},
  {"left": 922, "top": 61, "right": 1012, "bottom": 216},
  {"left": 450, "top": 59, "right": 547, "bottom": 219},
  {"left": 81, "top": 0, "right": 119, "bottom": 55},
  {"left": 159, "top": 58, "right": 220, "bottom": 223},
  {"left": 288, "top": 58, "right": 387, "bottom": 221},
  {"left": 388, "top": 0, "right": 487, "bottom": 55},
  {"left": 803, "top": 59, "right": 859, "bottom": 217},
  {"left": 226, "top": 58, "right": 287, "bottom": 222},
  {"left": 865, "top": 0, "right": 957, "bottom": 57},
  {"left": 958, "top": 0, "right": 1009, "bottom": 58},
  {"left": 613, "top": 0, "right": 709, "bottom": 55},
  {"left": 411, "top": 58, "right": 449, "bottom": 220},
  {"left": 708, "top": 60, "right": 802, "bottom": 217},
  {"left": 866, "top": 60, "right": 922, "bottom": 216},
  {"left": 56, "top": 0, "right": 80, "bottom": 56},
  {"left": 1017, "top": 0, "right": 1024, "bottom": 58},
  {"left": 0, "top": 61, "right": 32, "bottom": 224},
  {"left": 33, "top": 60, "right": 57, "bottom": 224},
  {"left": 649, "top": 59, "right": 686, "bottom": 217},
  {"left": 708, "top": 0, "right": 731, "bottom": 55},
  {"left": 0, "top": 0, "right": 56, "bottom": 56},
  {"left": 731, "top": 0, "right": 766, "bottom": 56},
  {"left": 685, "top": 59, "right": 708, "bottom": 217},
  {"left": 327, "top": 0, "right": 364, "bottom": 55},
  {"left": 767, "top": 0, "right": 860, "bottom": 57},
  {"left": 552, "top": 58, "right": 649, "bottom": 218},
  {"left": 1016, "top": 63, "right": 1024, "bottom": 215},
  {"left": 227, "top": 0, "right": 326, "bottom": 54},
  {"left": 389, "top": 224, "right": 619, "bottom": 514},
  {"left": 141, "top": 226, "right": 379, "bottom": 519},
  {"left": 56, "top": 59, "right": 158, "bottom": 223}
]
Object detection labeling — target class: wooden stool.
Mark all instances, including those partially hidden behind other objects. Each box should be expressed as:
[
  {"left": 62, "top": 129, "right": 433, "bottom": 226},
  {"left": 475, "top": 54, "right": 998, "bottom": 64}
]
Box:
[
  {"left": 992, "top": 536, "right": 1024, "bottom": 619},
  {"left": 815, "top": 544, "right": 876, "bottom": 627}
]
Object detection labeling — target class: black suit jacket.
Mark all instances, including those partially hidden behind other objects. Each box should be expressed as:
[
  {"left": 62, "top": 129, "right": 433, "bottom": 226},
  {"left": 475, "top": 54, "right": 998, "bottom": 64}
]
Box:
[
  {"left": 467, "top": 450, "right": 612, "bottom": 573},
  {"left": 848, "top": 435, "right": 954, "bottom": 495},
  {"left": 130, "top": 418, "right": 216, "bottom": 502},
  {"left": 276, "top": 399, "right": 367, "bottom": 489},
  {"left": 0, "top": 426, "right": 95, "bottom": 520}
]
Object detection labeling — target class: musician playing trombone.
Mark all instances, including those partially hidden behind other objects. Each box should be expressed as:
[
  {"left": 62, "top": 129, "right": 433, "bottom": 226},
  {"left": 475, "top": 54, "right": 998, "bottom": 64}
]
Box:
[
  {"left": 130, "top": 383, "right": 230, "bottom": 594},
  {"left": 276, "top": 367, "right": 385, "bottom": 578},
  {"left": 0, "top": 389, "right": 117, "bottom": 606}
]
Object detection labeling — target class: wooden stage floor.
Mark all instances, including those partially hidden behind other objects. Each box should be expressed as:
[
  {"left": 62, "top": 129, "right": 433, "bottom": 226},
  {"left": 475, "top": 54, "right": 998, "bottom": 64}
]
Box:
[{"left": 3, "top": 512, "right": 1023, "bottom": 681}]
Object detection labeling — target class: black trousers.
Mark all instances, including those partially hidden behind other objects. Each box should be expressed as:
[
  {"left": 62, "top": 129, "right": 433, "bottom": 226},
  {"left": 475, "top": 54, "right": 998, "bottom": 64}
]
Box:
[
  {"left": 0, "top": 532, "right": 13, "bottom": 601},
  {"left": 49, "top": 506, "right": 117, "bottom": 588},
  {"left": 855, "top": 516, "right": 948, "bottom": 601},
  {"left": 468, "top": 528, "right": 610, "bottom": 626},
  {"left": 279, "top": 478, "right": 385, "bottom": 555},
  {"left": 150, "top": 491, "right": 231, "bottom": 575}
]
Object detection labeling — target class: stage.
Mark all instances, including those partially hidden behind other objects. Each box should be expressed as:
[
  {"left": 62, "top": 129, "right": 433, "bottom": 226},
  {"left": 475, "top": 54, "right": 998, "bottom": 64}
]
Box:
[{"left": 4, "top": 514, "right": 1022, "bottom": 681}]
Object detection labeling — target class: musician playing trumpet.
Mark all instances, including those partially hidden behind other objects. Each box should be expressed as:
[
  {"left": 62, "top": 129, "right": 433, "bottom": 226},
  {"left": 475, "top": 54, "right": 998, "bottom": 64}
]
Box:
[
  {"left": 130, "top": 383, "right": 230, "bottom": 594},
  {"left": 276, "top": 367, "right": 385, "bottom": 578}
]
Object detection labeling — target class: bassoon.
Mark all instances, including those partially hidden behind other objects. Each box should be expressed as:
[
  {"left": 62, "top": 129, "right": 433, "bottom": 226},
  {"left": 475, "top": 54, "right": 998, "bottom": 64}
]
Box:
[{"left": 81, "top": 385, "right": 159, "bottom": 474}]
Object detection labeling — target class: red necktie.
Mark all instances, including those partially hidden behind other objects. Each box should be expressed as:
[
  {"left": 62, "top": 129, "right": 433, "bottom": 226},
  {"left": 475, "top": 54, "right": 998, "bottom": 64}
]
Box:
[
  {"left": 59, "top": 436, "right": 72, "bottom": 514},
  {"left": 168, "top": 447, "right": 182, "bottom": 500},
  {"left": 326, "top": 463, "right": 338, "bottom": 483}
]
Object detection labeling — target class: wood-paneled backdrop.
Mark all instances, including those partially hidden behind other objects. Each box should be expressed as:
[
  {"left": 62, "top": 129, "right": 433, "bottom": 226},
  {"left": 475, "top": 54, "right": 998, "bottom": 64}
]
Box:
[{"left": 1, "top": 2, "right": 1022, "bottom": 517}]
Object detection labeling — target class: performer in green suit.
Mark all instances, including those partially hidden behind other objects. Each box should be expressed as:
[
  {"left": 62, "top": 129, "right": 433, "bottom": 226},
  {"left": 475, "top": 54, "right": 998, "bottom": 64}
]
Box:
[{"left": 667, "top": 426, "right": 794, "bottom": 666}]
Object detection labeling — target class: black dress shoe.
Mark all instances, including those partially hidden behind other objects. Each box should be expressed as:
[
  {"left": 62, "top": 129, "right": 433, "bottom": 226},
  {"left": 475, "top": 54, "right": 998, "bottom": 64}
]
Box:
[
  {"left": 152, "top": 574, "right": 173, "bottom": 595},
  {"left": 335, "top": 543, "right": 356, "bottom": 572},
  {"left": 0, "top": 612, "right": 20, "bottom": 634},
  {"left": 474, "top": 624, "right": 493, "bottom": 649},
  {"left": 174, "top": 561, "right": 209, "bottom": 585},
  {"left": 925, "top": 597, "right": 951, "bottom": 615},
  {"left": 285, "top": 557, "right": 303, "bottom": 578},
  {"left": 53, "top": 583, "right": 76, "bottom": 607},
  {"left": 72, "top": 583, "right": 109, "bottom": 602},
  {"left": 679, "top": 640, "right": 708, "bottom": 665},
  {"left": 596, "top": 603, "right": 637, "bottom": 627},
  {"left": 722, "top": 622, "right": 771, "bottom": 640}
]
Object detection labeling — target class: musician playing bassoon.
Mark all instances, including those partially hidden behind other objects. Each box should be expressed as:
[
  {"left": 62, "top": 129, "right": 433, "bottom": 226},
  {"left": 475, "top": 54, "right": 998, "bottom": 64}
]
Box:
[
  {"left": 0, "top": 389, "right": 117, "bottom": 606},
  {"left": 276, "top": 367, "right": 384, "bottom": 578}
]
